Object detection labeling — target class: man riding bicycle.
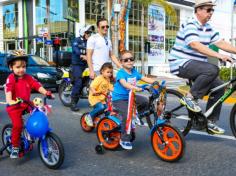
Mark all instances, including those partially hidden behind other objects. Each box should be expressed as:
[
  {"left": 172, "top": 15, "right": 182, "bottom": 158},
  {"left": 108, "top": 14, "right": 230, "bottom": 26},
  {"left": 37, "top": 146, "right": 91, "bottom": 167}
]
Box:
[{"left": 168, "top": 0, "right": 236, "bottom": 134}]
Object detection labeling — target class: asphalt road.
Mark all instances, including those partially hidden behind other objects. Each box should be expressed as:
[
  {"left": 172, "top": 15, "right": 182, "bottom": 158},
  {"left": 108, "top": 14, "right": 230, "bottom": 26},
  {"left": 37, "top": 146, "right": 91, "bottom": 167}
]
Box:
[{"left": 0, "top": 91, "right": 236, "bottom": 176}]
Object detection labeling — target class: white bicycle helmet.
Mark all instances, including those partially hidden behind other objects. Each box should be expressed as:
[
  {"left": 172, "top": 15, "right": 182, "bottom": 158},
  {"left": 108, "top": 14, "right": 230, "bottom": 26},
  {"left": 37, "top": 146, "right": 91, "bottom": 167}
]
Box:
[{"left": 79, "top": 25, "right": 95, "bottom": 36}]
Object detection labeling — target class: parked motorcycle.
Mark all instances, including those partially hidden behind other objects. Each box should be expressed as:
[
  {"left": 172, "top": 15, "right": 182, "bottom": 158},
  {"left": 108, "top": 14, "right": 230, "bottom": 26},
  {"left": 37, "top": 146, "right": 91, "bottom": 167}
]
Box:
[{"left": 57, "top": 67, "right": 91, "bottom": 107}]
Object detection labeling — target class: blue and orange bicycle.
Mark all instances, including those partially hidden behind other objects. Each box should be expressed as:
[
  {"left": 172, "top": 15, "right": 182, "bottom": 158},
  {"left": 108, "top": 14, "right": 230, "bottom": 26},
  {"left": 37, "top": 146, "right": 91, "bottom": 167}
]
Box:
[{"left": 95, "top": 82, "right": 185, "bottom": 162}]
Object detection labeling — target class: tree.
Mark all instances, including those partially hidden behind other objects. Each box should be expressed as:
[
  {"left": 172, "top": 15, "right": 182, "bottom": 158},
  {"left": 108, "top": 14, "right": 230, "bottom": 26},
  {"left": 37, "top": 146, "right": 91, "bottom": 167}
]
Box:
[{"left": 136, "top": 0, "right": 176, "bottom": 74}]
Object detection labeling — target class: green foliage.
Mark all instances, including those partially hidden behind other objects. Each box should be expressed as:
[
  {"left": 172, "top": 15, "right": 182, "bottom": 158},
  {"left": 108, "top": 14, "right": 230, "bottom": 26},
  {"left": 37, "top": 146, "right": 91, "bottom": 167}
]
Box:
[{"left": 219, "top": 67, "right": 236, "bottom": 81}]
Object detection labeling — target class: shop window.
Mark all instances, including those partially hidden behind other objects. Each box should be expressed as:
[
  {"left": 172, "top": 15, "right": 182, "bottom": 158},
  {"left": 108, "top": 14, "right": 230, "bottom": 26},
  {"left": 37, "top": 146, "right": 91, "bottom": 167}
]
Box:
[{"left": 2, "top": 3, "right": 18, "bottom": 39}]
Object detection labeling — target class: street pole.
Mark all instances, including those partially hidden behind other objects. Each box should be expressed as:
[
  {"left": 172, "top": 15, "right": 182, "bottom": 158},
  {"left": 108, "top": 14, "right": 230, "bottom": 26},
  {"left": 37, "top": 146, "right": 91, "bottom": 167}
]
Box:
[
  {"left": 231, "top": 1, "right": 235, "bottom": 79},
  {"left": 114, "top": 1, "right": 121, "bottom": 58},
  {"left": 141, "top": 4, "right": 145, "bottom": 75}
]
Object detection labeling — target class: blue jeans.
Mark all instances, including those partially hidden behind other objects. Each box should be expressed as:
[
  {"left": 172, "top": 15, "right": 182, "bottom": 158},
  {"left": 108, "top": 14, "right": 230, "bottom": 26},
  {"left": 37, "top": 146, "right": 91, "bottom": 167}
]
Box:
[{"left": 89, "top": 102, "right": 108, "bottom": 119}]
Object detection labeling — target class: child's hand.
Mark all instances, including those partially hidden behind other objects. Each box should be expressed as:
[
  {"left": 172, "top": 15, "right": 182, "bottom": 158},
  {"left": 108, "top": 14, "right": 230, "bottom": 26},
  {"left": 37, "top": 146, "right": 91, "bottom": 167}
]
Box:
[
  {"left": 93, "top": 91, "right": 102, "bottom": 96},
  {"left": 134, "top": 87, "right": 142, "bottom": 92},
  {"left": 46, "top": 91, "right": 55, "bottom": 99},
  {"left": 8, "top": 98, "right": 22, "bottom": 105}
]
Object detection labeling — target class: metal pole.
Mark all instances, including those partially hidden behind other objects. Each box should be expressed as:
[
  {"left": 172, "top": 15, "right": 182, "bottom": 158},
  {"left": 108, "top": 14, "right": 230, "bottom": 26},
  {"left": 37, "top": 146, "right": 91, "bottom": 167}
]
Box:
[
  {"left": 141, "top": 4, "right": 145, "bottom": 75},
  {"left": 114, "top": 1, "right": 121, "bottom": 58},
  {"left": 230, "top": 1, "right": 235, "bottom": 79}
]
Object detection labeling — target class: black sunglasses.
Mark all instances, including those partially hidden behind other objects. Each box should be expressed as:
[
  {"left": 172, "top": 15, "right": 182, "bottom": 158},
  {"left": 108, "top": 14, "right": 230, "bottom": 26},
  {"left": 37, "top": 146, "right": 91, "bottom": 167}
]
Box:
[
  {"left": 202, "top": 7, "right": 214, "bottom": 13},
  {"left": 121, "top": 57, "right": 135, "bottom": 63},
  {"left": 101, "top": 25, "right": 109, "bottom": 29}
]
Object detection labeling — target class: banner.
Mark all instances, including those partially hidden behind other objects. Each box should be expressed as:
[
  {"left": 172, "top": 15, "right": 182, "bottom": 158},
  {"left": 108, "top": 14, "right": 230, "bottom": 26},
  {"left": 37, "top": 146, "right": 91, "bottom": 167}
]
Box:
[
  {"left": 148, "top": 5, "right": 165, "bottom": 65},
  {"left": 63, "top": 0, "right": 79, "bottom": 22}
]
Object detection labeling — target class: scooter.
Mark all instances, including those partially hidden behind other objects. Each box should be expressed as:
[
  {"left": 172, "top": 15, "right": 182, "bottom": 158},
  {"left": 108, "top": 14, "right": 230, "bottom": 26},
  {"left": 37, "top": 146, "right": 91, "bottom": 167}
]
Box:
[{"left": 57, "top": 67, "right": 90, "bottom": 107}]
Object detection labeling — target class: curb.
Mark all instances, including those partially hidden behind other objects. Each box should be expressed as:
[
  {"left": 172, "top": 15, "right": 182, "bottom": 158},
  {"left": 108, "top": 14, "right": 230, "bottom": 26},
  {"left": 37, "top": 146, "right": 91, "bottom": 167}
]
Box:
[{"left": 177, "top": 88, "right": 236, "bottom": 104}]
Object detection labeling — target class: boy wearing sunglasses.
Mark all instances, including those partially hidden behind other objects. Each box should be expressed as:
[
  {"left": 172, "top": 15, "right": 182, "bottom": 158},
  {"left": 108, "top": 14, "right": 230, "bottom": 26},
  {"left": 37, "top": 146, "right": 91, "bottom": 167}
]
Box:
[
  {"left": 112, "top": 50, "right": 156, "bottom": 150},
  {"left": 168, "top": 0, "right": 236, "bottom": 134}
]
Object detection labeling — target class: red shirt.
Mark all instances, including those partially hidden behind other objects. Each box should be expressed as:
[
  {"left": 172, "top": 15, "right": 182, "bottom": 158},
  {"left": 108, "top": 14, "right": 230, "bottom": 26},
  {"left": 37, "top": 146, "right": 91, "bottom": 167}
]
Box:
[{"left": 5, "top": 73, "right": 42, "bottom": 101}]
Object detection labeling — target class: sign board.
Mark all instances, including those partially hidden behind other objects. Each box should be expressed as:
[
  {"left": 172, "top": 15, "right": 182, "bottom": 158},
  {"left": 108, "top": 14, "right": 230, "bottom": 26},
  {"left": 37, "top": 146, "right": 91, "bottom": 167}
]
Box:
[
  {"left": 148, "top": 5, "right": 165, "bottom": 65},
  {"left": 38, "top": 27, "right": 48, "bottom": 37},
  {"left": 36, "top": 38, "right": 43, "bottom": 43},
  {"left": 63, "top": 0, "right": 79, "bottom": 22},
  {"left": 45, "top": 40, "right": 53, "bottom": 45}
]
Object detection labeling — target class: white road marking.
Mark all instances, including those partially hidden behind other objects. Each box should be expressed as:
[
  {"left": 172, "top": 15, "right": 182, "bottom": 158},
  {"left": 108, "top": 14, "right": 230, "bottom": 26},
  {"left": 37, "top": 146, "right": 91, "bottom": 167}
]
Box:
[
  {"left": 72, "top": 112, "right": 83, "bottom": 116},
  {"left": 189, "top": 130, "right": 236, "bottom": 141}
]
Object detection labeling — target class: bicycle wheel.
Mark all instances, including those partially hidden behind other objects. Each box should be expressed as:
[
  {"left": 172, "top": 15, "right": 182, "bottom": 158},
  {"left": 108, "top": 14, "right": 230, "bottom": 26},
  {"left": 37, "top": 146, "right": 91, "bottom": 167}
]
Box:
[
  {"left": 230, "top": 104, "right": 236, "bottom": 137},
  {"left": 58, "top": 81, "right": 72, "bottom": 107},
  {"left": 80, "top": 112, "right": 95, "bottom": 132},
  {"left": 38, "top": 132, "right": 64, "bottom": 169},
  {"left": 164, "top": 89, "right": 193, "bottom": 136},
  {"left": 96, "top": 117, "right": 120, "bottom": 150},
  {"left": 1, "top": 124, "right": 12, "bottom": 155},
  {"left": 151, "top": 124, "right": 185, "bottom": 162}
]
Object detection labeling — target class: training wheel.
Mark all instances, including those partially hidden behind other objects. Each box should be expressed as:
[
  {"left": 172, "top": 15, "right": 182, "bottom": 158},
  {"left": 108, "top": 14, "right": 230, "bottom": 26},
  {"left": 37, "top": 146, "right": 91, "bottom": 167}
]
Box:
[{"left": 95, "top": 144, "right": 104, "bottom": 154}]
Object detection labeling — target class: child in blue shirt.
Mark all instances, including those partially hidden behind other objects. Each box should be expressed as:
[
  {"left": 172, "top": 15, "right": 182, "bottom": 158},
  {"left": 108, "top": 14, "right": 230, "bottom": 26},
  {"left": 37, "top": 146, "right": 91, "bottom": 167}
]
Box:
[{"left": 112, "top": 50, "right": 156, "bottom": 150}]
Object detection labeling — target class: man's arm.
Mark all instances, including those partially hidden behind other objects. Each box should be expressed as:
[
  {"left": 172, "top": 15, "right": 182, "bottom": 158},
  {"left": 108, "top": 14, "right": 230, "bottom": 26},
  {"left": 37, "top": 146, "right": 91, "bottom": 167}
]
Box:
[
  {"left": 110, "top": 51, "right": 122, "bottom": 68},
  {"left": 189, "top": 41, "right": 232, "bottom": 62},
  {"left": 87, "top": 49, "right": 95, "bottom": 79},
  {"left": 214, "top": 40, "right": 236, "bottom": 54},
  {"left": 141, "top": 77, "right": 156, "bottom": 84}
]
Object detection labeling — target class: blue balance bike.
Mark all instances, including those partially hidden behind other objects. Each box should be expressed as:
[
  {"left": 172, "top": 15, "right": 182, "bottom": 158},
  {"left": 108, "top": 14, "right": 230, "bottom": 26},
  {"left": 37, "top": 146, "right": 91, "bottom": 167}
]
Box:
[{"left": 0, "top": 97, "right": 65, "bottom": 169}]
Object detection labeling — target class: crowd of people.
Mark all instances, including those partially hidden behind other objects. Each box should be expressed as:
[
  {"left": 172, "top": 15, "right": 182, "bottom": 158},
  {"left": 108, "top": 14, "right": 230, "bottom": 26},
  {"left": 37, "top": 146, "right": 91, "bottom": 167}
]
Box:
[{"left": 5, "top": 0, "right": 236, "bottom": 158}]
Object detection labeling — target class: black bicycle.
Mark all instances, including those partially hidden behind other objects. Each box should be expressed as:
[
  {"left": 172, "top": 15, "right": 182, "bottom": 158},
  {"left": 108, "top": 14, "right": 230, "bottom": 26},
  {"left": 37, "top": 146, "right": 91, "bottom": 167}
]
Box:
[{"left": 162, "top": 77, "right": 236, "bottom": 137}]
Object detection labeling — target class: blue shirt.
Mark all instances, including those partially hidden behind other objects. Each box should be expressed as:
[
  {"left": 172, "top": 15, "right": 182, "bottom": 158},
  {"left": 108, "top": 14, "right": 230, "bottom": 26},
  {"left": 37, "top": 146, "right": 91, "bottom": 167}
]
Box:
[
  {"left": 168, "top": 15, "right": 220, "bottom": 75},
  {"left": 112, "top": 68, "right": 143, "bottom": 101},
  {"left": 71, "top": 37, "right": 87, "bottom": 66}
]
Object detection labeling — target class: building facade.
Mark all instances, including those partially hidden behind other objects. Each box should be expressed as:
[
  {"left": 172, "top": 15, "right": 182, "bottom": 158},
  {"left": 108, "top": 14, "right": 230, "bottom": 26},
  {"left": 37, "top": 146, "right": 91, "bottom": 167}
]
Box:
[{"left": 0, "top": 0, "right": 235, "bottom": 74}]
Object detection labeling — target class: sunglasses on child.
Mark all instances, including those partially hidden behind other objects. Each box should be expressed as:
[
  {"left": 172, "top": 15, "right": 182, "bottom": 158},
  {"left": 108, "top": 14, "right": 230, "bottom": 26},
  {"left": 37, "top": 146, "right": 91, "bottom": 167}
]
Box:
[
  {"left": 101, "top": 25, "right": 109, "bottom": 29},
  {"left": 121, "top": 57, "right": 135, "bottom": 63}
]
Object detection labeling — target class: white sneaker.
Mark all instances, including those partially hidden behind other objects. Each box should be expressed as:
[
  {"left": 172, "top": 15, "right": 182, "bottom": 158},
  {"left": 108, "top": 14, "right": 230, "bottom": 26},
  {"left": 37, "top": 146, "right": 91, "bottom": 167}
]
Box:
[
  {"left": 119, "top": 140, "right": 132, "bottom": 150},
  {"left": 85, "top": 114, "right": 93, "bottom": 127},
  {"left": 10, "top": 147, "right": 19, "bottom": 159},
  {"left": 207, "top": 121, "right": 225, "bottom": 134}
]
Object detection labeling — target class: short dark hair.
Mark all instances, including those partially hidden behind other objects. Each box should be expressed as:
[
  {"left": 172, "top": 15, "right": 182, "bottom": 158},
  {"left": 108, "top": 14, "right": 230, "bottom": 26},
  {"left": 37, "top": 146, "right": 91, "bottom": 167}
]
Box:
[
  {"left": 100, "top": 62, "right": 113, "bottom": 74},
  {"left": 97, "top": 18, "right": 108, "bottom": 27}
]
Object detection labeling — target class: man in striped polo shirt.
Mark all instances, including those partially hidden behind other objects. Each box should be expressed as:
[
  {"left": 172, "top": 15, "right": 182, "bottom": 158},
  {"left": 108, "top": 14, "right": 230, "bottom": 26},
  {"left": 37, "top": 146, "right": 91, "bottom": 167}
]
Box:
[{"left": 169, "top": 0, "right": 236, "bottom": 134}]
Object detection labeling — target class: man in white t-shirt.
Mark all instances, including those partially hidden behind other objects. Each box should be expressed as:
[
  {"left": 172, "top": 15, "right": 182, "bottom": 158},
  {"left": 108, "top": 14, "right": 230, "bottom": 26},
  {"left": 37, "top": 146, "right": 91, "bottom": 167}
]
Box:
[{"left": 87, "top": 18, "right": 121, "bottom": 79}]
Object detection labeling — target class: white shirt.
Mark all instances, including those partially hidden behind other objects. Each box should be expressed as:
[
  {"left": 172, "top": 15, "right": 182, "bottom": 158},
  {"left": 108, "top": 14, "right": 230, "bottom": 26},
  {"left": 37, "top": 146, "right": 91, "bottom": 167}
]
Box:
[{"left": 87, "top": 33, "right": 112, "bottom": 71}]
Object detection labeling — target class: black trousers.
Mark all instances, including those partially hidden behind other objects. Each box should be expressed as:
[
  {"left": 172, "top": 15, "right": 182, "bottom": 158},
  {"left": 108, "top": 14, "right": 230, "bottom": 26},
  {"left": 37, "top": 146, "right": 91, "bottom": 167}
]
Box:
[{"left": 178, "top": 60, "right": 224, "bottom": 121}]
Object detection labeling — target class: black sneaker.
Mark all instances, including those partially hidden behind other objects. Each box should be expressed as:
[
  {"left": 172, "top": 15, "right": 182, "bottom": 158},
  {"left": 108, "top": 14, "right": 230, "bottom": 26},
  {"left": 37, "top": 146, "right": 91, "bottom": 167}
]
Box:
[
  {"left": 207, "top": 121, "right": 225, "bottom": 134},
  {"left": 10, "top": 147, "right": 19, "bottom": 159},
  {"left": 179, "top": 96, "right": 201, "bottom": 112}
]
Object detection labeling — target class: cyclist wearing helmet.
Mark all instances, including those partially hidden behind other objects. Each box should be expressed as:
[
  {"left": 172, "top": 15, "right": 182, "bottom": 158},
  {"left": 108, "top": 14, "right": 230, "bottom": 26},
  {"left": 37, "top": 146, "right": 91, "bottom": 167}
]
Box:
[
  {"left": 70, "top": 25, "right": 95, "bottom": 111},
  {"left": 5, "top": 50, "right": 54, "bottom": 158}
]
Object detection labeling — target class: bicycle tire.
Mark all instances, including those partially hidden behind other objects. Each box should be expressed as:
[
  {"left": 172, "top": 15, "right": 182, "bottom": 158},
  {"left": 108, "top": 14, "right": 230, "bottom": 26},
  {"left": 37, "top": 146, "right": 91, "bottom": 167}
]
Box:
[
  {"left": 1, "top": 124, "right": 13, "bottom": 155},
  {"left": 151, "top": 124, "right": 185, "bottom": 162},
  {"left": 230, "top": 104, "right": 236, "bottom": 137},
  {"left": 38, "top": 132, "right": 65, "bottom": 169},
  {"left": 96, "top": 117, "right": 120, "bottom": 150},
  {"left": 80, "top": 112, "right": 95, "bottom": 132}
]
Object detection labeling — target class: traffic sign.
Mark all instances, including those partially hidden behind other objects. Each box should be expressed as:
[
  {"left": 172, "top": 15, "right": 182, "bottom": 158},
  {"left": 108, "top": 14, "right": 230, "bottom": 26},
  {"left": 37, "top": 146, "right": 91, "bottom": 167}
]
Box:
[{"left": 38, "top": 27, "right": 48, "bottom": 37}]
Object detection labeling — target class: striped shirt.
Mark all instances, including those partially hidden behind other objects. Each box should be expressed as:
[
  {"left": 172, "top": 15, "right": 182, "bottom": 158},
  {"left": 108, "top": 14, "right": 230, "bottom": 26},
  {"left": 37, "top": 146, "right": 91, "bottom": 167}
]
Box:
[{"left": 168, "top": 15, "right": 220, "bottom": 75}]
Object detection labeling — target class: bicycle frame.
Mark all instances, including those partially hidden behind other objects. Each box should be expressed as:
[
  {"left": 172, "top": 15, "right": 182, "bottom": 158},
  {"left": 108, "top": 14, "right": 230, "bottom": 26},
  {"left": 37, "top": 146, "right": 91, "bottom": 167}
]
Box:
[{"left": 204, "top": 77, "right": 236, "bottom": 118}]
